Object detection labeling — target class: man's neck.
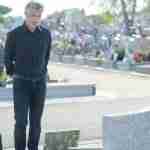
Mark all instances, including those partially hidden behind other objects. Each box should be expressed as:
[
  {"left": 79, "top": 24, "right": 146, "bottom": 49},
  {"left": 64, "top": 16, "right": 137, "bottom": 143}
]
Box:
[{"left": 25, "top": 22, "right": 37, "bottom": 32}]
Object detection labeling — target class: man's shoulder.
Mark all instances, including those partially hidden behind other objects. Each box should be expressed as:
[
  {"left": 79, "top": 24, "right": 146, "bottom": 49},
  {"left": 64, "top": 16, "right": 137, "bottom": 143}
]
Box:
[
  {"left": 40, "top": 25, "right": 51, "bottom": 34},
  {"left": 7, "top": 25, "right": 23, "bottom": 35}
]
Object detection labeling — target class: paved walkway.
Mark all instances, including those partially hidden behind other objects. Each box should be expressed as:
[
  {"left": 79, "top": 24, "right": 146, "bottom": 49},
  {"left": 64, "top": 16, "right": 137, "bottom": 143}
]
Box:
[{"left": 48, "top": 62, "right": 150, "bottom": 98}]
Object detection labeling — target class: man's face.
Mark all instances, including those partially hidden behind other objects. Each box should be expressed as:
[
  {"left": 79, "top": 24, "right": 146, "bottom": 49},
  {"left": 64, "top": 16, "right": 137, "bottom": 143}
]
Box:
[{"left": 25, "top": 8, "right": 43, "bottom": 29}]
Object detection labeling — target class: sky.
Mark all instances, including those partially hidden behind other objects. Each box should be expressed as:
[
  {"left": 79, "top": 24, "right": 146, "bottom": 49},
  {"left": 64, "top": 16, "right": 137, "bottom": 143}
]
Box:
[
  {"left": 0, "top": 0, "right": 145, "bottom": 19},
  {"left": 0, "top": 0, "right": 95, "bottom": 18}
]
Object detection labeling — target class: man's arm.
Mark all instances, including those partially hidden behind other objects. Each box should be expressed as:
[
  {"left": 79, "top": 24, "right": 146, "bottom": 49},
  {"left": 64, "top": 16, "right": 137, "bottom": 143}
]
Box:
[
  {"left": 4, "top": 31, "right": 16, "bottom": 76},
  {"left": 45, "top": 31, "right": 52, "bottom": 67}
]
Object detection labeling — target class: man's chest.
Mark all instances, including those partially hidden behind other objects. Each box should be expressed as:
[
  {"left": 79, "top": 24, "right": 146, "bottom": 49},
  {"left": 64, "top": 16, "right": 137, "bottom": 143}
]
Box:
[{"left": 15, "top": 32, "right": 48, "bottom": 54}]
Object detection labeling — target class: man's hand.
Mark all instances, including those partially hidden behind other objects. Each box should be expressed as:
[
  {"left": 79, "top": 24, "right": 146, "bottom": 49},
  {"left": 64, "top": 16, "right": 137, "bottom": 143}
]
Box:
[{"left": 6, "top": 63, "right": 15, "bottom": 76}]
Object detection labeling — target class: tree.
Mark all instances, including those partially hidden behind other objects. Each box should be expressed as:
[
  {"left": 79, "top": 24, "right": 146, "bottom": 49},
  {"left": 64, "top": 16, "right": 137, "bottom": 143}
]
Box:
[
  {"left": 121, "top": 0, "right": 137, "bottom": 35},
  {"left": 0, "top": 5, "right": 11, "bottom": 23},
  {"left": 92, "top": 0, "right": 137, "bottom": 35},
  {"left": 142, "top": 0, "right": 150, "bottom": 12},
  {"left": 100, "top": 11, "right": 114, "bottom": 24}
]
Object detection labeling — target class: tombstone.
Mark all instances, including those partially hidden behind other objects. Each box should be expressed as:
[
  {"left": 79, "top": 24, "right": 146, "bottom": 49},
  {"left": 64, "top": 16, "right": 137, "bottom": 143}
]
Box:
[
  {"left": 134, "top": 64, "right": 150, "bottom": 74},
  {"left": 44, "top": 129, "right": 80, "bottom": 150},
  {"left": 116, "top": 62, "right": 131, "bottom": 71},
  {"left": 86, "top": 58, "right": 99, "bottom": 67},
  {"left": 103, "top": 108, "right": 150, "bottom": 150},
  {"left": 74, "top": 55, "right": 85, "bottom": 65},
  {"left": 50, "top": 54, "right": 61, "bottom": 63},
  {"left": 62, "top": 55, "right": 74, "bottom": 64}
]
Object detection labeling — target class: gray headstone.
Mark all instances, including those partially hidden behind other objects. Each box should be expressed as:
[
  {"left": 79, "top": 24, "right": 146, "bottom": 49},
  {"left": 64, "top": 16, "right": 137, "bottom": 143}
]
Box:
[
  {"left": 44, "top": 129, "right": 80, "bottom": 150},
  {"left": 103, "top": 108, "right": 150, "bottom": 150},
  {"left": 86, "top": 58, "right": 98, "bottom": 67},
  {"left": 74, "top": 56, "right": 85, "bottom": 65},
  {"left": 62, "top": 56, "right": 74, "bottom": 64},
  {"left": 135, "top": 64, "right": 150, "bottom": 74}
]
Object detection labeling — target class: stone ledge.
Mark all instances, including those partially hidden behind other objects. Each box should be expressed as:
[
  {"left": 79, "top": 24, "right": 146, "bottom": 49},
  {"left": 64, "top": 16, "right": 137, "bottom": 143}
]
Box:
[
  {"left": 0, "top": 83, "right": 96, "bottom": 101},
  {"left": 69, "top": 139, "right": 103, "bottom": 150}
]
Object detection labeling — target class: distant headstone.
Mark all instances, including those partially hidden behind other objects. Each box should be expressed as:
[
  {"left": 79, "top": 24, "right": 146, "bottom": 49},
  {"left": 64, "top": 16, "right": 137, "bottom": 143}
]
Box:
[
  {"left": 44, "top": 129, "right": 80, "bottom": 150},
  {"left": 135, "top": 64, "right": 150, "bottom": 74}
]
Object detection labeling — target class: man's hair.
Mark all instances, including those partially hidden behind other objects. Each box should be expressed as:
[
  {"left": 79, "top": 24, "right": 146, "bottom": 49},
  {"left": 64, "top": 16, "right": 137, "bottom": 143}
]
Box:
[{"left": 25, "top": 1, "right": 44, "bottom": 15}]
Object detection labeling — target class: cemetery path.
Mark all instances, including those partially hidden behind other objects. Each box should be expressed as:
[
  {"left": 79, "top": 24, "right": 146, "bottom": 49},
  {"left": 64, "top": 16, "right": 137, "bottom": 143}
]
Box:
[{"left": 48, "top": 63, "right": 150, "bottom": 98}]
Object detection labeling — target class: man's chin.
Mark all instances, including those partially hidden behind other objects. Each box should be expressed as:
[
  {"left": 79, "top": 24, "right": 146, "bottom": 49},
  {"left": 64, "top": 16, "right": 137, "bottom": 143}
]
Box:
[
  {"left": 32, "top": 24, "right": 38, "bottom": 27},
  {"left": 30, "top": 24, "right": 38, "bottom": 29}
]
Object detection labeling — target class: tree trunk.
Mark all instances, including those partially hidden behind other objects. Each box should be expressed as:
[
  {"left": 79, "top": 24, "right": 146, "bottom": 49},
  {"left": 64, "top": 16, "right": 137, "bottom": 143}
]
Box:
[
  {"left": 120, "top": 0, "right": 137, "bottom": 35},
  {"left": 120, "top": 0, "right": 130, "bottom": 35},
  {"left": 131, "top": 0, "right": 137, "bottom": 27}
]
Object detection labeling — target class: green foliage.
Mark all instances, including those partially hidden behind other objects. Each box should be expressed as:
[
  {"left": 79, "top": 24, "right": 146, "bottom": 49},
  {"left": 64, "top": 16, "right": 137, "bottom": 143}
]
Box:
[
  {"left": 96, "top": 57, "right": 104, "bottom": 65},
  {"left": 100, "top": 11, "right": 114, "bottom": 24},
  {"left": 0, "top": 71, "right": 7, "bottom": 81},
  {"left": 0, "top": 17, "right": 4, "bottom": 23},
  {"left": 0, "top": 5, "right": 11, "bottom": 15},
  {"left": 57, "top": 39, "right": 71, "bottom": 49},
  {"left": 142, "top": 0, "right": 150, "bottom": 12},
  {"left": 0, "top": 5, "right": 11, "bottom": 24}
]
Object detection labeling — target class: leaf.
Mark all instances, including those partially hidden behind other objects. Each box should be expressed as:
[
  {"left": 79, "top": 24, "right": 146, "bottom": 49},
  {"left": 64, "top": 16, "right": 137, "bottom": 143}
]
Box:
[
  {"left": 0, "top": 17, "right": 4, "bottom": 23},
  {"left": 101, "top": 11, "right": 114, "bottom": 24},
  {"left": 0, "top": 5, "right": 11, "bottom": 15}
]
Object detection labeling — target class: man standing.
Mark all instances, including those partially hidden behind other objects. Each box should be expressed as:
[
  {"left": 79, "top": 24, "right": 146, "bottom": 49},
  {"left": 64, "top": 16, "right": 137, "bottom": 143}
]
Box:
[
  {"left": 0, "top": 41, "right": 4, "bottom": 72},
  {"left": 4, "top": 1, "right": 51, "bottom": 150},
  {"left": 0, "top": 41, "right": 6, "bottom": 86}
]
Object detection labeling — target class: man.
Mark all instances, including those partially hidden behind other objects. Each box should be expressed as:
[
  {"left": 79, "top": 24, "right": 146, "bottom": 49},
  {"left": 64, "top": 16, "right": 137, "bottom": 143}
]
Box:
[
  {"left": 4, "top": 1, "right": 51, "bottom": 150},
  {"left": 0, "top": 41, "right": 6, "bottom": 87},
  {"left": 0, "top": 41, "right": 4, "bottom": 72}
]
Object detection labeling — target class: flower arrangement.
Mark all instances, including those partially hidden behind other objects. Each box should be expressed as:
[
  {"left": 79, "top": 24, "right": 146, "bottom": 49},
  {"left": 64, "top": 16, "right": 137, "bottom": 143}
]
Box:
[{"left": 133, "top": 51, "right": 144, "bottom": 63}]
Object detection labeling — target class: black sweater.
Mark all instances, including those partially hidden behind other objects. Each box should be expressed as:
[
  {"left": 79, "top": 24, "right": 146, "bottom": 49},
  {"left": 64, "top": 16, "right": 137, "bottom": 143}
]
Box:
[{"left": 4, "top": 23, "right": 51, "bottom": 79}]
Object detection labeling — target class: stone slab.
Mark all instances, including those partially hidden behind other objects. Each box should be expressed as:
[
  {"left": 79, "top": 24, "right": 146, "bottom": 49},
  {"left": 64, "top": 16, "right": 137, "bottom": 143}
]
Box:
[
  {"left": 69, "top": 139, "right": 103, "bottom": 150},
  {"left": 135, "top": 64, "right": 150, "bottom": 74},
  {"left": 0, "top": 83, "right": 95, "bottom": 101},
  {"left": 44, "top": 129, "right": 80, "bottom": 150},
  {"left": 103, "top": 108, "right": 150, "bottom": 150}
]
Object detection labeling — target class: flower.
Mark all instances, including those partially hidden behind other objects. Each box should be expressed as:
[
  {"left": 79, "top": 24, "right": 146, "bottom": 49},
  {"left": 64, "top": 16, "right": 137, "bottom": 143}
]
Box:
[{"left": 133, "top": 51, "right": 144, "bottom": 63}]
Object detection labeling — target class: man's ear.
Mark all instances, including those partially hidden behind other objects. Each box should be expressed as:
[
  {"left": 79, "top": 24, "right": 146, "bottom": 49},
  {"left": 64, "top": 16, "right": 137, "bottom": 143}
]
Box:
[
  {"left": 24, "top": 10, "right": 27, "bottom": 16},
  {"left": 24, "top": 10, "right": 28, "bottom": 17}
]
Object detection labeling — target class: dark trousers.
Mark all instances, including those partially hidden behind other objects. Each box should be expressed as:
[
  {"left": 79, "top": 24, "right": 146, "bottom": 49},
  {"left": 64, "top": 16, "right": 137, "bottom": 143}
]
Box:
[{"left": 13, "top": 77, "right": 46, "bottom": 150}]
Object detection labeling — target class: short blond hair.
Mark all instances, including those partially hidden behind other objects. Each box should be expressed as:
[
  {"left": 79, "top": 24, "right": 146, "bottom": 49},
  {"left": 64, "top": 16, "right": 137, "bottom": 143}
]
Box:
[{"left": 25, "top": 1, "right": 44, "bottom": 15}]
